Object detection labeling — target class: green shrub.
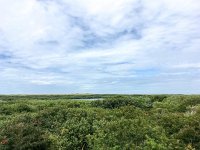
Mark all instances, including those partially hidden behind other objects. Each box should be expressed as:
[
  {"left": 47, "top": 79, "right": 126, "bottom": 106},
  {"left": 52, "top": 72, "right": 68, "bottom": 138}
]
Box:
[
  {"left": 15, "top": 104, "right": 33, "bottom": 113},
  {"left": 91, "top": 96, "right": 153, "bottom": 109},
  {"left": 0, "top": 122, "right": 50, "bottom": 150},
  {"left": 0, "top": 95, "right": 199, "bottom": 150}
]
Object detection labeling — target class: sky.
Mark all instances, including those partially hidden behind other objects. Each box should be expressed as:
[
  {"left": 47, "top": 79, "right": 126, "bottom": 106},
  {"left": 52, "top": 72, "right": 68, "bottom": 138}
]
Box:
[{"left": 0, "top": 0, "right": 200, "bottom": 94}]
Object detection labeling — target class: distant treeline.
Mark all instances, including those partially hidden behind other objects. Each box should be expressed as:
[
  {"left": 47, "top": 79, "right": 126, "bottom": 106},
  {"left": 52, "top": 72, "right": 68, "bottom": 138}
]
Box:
[{"left": 0, "top": 94, "right": 180, "bottom": 101}]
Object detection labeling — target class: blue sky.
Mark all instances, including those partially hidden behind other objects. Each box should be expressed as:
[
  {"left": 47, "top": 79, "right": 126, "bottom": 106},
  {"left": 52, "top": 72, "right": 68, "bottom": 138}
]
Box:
[{"left": 0, "top": 0, "right": 200, "bottom": 94}]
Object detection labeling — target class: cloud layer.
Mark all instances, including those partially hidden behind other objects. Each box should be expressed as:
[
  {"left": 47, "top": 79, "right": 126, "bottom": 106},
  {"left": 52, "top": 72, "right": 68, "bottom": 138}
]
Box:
[{"left": 0, "top": 0, "right": 200, "bottom": 94}]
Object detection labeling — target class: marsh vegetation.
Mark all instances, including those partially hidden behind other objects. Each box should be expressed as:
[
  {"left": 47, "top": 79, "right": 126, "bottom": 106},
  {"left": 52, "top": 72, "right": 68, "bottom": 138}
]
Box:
[{"left": 0, "top": 95, "right": 199, "bottom": 150}]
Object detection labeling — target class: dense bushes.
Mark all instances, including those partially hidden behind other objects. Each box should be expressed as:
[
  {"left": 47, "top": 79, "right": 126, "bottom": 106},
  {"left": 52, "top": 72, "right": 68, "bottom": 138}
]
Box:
[
  {"left": 0, "top": 119, "right": 50, "bottom": 150},
  {"left": 91, "top": 95, "right": 153, "bottom": 109},
  {"left": 0, "top": 95, "right": 200, "bottom": 150}
]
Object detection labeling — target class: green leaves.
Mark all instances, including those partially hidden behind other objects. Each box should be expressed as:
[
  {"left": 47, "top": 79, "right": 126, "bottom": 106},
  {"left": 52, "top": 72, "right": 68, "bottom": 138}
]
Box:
[
  {"left": 91, "top": 96, "right": 153, "bottom": 109},
  {"left": 0, "top": 121, "right": 50, "bottom": 150},
  {"left": 0, "top": 95, "right": 199, "bottom": 149}
]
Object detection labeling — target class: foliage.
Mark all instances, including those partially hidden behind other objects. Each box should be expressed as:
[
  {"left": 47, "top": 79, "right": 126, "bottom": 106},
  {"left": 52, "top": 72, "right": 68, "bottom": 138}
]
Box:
[
  {"left": 91, "top": 95, "right": 153, "bottom": 109},
  {"left": 0, "top": 117, "right": 50, "bottom": 150},
  {"left": 0, "top": 95, "right": 199, "bottom": 150}
]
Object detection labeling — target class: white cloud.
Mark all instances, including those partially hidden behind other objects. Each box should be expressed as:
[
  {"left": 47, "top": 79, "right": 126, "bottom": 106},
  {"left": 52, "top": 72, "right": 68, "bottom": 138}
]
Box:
[{"left": 0, "top": 0, "right": 200, "bottom": 93}]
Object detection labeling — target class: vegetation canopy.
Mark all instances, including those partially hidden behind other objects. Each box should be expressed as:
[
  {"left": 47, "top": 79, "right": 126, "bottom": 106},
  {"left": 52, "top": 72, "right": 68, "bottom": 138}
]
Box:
[{"left": 0, "top": 95, "right": 199, "bottom": 150}]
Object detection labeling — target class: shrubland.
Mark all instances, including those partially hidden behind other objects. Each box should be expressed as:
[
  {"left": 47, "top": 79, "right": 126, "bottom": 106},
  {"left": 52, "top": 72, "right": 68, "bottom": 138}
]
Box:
[{"left": 0, "top": 95, "right": 199, "bottom": 150}]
